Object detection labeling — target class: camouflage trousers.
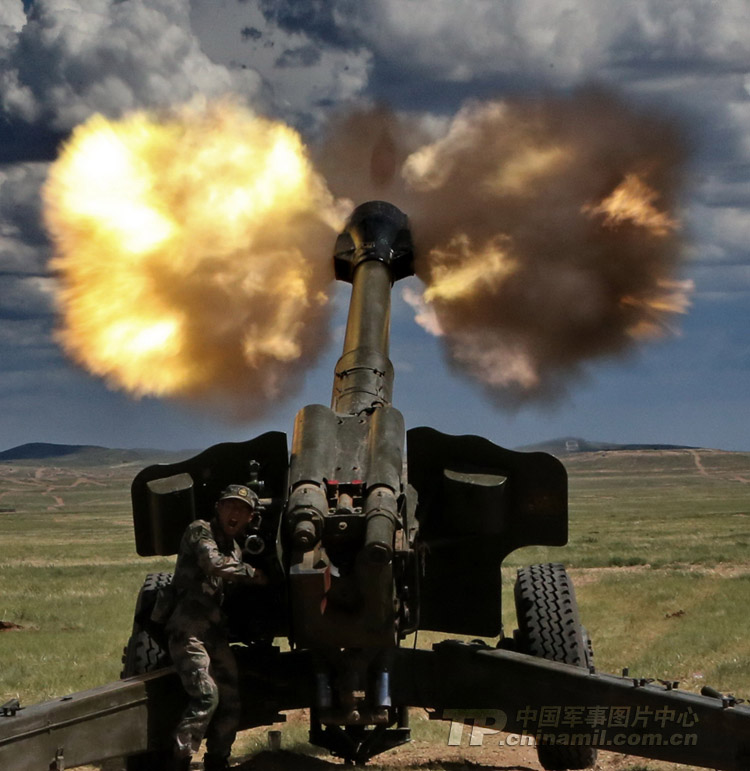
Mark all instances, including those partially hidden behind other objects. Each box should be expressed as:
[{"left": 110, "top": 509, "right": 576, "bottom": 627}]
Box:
[{"left": 168, "top": 623, "right": 240, "bottom": 759}]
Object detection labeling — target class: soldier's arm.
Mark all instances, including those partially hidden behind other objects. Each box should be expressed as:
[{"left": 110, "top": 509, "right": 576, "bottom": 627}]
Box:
[{"left": 191, "top": 523, "right": 258, "bottom": 583}]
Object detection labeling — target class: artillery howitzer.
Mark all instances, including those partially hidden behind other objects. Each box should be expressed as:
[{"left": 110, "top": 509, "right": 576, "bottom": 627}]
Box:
[{"left": 2, "top": 201, "right": 750, "bottom": 770}]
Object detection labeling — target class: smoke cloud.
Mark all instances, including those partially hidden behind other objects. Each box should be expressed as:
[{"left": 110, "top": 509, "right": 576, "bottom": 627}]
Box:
[
  {"left": 318, "top": 90, "right": 690, "bottom": 403},
  {"left": 313, "top": 106, "right": 433, "bottom": 204}
]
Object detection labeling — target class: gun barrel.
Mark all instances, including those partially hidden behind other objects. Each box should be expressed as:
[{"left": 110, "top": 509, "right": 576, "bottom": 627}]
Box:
[
  {"left": 331, "top": 201, "right": 414, "bottom": 415},
  {"left": 342, "top": 258, "right": 392, "bottom": 360}
]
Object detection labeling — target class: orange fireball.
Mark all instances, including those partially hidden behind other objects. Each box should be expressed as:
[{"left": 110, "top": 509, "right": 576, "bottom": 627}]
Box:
[{"left": 44, "top": 101, "right": 347, "bottom": 412}]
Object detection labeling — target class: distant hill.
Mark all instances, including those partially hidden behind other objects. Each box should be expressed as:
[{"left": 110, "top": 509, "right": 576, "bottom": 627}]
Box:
[
  {"left": 0, "top": 438, "right": 708, "bottom": 467},
  {"left": 0, "top": 442, "right": 104, "bottom": 460},
  {"left": 0, "top": 443, "right": 190, "bottom": 466},
  {"left": 515, "top": 437, "right": 700, "bottom": 455}
]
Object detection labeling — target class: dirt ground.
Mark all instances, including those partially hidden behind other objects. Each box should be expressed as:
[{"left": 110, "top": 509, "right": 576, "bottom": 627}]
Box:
[
  {"left": 229, "top": 743, "right": 678, "bottom": 771},
  {"left": 233, "top": 744, "right": 543, "bottom": 770},
  {"left": 83, "top": 715, "right": 688, "bottom": 771},
  {"left": 222, "top": 712, "right": 686, "bottom": 771}
]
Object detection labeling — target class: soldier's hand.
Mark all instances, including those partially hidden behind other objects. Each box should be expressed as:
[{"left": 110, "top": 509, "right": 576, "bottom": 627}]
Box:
[{"left": 250, "top": 567, "right": 269, "bottom": 586}]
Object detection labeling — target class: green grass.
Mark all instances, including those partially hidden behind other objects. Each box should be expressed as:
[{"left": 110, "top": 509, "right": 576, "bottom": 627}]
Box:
[
  {"left": 0, "top": 461, "right": 172, "bottom": 703},
  {"left": 2, "top": 448, "right": 749, "bottom": 771},
  {"left": 572, "top": 570, "right": 750, "bottom": 692},
  {"left": 507, "top": 449, "right": 750, "bottom": 569}
]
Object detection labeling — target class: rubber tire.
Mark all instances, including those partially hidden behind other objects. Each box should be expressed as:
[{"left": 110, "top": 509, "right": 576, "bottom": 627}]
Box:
[
  {"left": 121, "top": 572, "right": 174, "bottom": 771},
  {"left": 514, "top": 563, "right": 597, "bottom": 771}
]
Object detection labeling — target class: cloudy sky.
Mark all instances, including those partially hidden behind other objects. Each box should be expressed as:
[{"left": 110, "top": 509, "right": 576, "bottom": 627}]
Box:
[{"left": 0, "top": 0, "right": 748, "bottom": 453}]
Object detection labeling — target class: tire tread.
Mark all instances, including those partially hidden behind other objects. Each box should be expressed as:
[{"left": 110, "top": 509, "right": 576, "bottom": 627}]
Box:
[
  {"left": 514, "top": 563, "right": 596, "bottom": 771},
  {"left": 121, "top": 573, "right": 174, "bottom": 771}
]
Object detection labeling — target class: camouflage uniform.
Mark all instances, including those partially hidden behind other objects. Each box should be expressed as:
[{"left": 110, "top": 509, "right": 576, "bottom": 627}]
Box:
[{"left": 167, "top": 517, "right": 257, "bottom": 760}]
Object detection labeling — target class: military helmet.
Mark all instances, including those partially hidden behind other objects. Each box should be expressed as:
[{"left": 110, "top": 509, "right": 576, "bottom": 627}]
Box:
[{"left": 218, "top": 484, "right": 259, "bottom": 510}]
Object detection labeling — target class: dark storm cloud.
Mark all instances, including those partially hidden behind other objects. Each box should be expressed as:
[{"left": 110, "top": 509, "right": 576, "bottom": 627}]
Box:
[
  {"left": 0, "top": 317, "right": 52, "bottom": 347},
  {"left": 0, "top": 119, "right": 67, "bottom": 164},
  {"left": 258, "top": 0, "right": 357, "bottom": 49},
  {"left": 0, "top": 273, "right": 55, "bottom": 319},
  {"left": 241, "top": 26, "right": 263, "bottom": 42},
  {"left": 0, "top": 360, "right": 84, "bottom": 397},
  {"left": 276, "top": 45, "right": 322, "bottom": 69},
  {"left": 696, "top": 165, "right": 750, "bottom": 208},
  {"left": 0, "top": 163, "right": 51, "bottom": 329},
  {"left": 0, "top": 162, "right": 48, "bottom": 250}
]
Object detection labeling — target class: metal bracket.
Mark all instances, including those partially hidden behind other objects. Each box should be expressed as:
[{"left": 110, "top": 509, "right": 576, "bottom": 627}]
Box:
[
  {"left": 701, "top": 685, "right": 746, "bottom": 708},
  {"left": 49, "top": 747, "right": 64, "bottom": 770},
  {"left": 0, "top": 699, "right": 20, "bottom": 717}
]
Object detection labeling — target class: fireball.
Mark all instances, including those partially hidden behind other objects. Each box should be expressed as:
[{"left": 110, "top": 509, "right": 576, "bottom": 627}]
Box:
[{"left": 44, "top": 101, "right": 346, "bottom": 412}]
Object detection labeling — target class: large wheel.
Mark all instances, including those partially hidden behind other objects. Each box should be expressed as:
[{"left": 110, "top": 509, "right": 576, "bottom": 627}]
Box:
[
  {"left": 514, "top": 563, "right": 597, "bottom": 771},
  {"left": 121, "top": 572, "right": 173, "bottom": 771}
]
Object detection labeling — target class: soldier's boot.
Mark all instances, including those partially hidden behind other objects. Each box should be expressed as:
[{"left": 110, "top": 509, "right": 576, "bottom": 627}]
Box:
[{"left": 203, "top": 753, "right": 231, "bottom": 771}]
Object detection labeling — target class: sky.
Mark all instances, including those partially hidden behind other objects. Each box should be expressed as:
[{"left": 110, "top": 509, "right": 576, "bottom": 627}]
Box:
[{"left": 0, "top": 0, "right": 748, "bottom": 453}]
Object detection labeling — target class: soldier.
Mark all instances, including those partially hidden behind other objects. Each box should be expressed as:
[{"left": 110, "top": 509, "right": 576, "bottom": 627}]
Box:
[{"left": 166, "top": 484, "right": 268, "bottom": 771}]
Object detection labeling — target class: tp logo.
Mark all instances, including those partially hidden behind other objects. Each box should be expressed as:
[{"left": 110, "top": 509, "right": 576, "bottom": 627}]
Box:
[{"left": 444, "top": 709, "right": 508, "bottom": 746}]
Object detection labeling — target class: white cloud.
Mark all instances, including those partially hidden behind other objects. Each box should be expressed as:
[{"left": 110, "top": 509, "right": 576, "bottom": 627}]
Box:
[
  {"left": 685, "top": 203, "right": 750, "bottom": 294},
  {"left": 0, "top": 1, "right": 270, "bottom": 335},
  {"left": 263, "top": 0, "right": 750, "bottom": 89},
  {"left": 727, "top": 101, "right": 750, "bottom": 160},
  {"left": 0, "top": 1, "right": 25, "bottom": 30},
  {"left": 189, "top": 0, "right": 371, "bottom": 123},
  {"left": 689, "top": 204, "right": 750, "bottom": 259},
  {"left": 695, "top": 172, "right": 750, "bottom": 207},
  {"left": 349, "top": 0, "right": 614, "bottom": 82},
  {"left": 1, "top": 0, "right": 263, "bottom": 132}
]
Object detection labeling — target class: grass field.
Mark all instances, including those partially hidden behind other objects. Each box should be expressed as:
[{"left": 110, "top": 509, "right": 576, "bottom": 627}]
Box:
[
  {"left": 505, "top": 448, "right": 750, "bottom": 696},
  {"left": 1, "top": 446, "right": 749, "bottom": 770},
  {"left": 0, "top": 459, "right": 173, "bottom": 701}
]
